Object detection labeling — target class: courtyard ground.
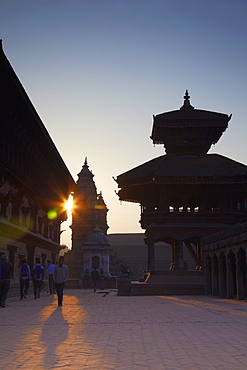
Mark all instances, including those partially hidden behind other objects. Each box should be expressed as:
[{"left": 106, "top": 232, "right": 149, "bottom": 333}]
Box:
[{"left": 1, "top": 289, "right": 247, "bottom": 369}]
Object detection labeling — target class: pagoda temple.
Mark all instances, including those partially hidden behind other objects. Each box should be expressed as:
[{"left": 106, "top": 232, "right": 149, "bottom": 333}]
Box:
[{"left": 116, "top": 91, "right": 247, "bottom": 294}]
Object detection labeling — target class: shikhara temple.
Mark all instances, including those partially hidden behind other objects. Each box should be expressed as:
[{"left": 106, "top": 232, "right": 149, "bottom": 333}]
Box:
[
  {"left": 116, "top": 91, "right": 247, "bottom": 296},
  {"left": 65, "top": 159, "right": 116, "bottom": 289}
]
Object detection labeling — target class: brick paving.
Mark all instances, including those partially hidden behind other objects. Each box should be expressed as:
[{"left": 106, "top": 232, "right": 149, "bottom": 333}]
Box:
[{"left": 1, "top": 289, "right": 247, "bottom": 369}]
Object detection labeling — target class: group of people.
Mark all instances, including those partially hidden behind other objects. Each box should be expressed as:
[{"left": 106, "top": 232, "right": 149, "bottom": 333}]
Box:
[
  {"left": 0, "top": 255, "right": 101, "bottom": 308},
  {"left": 0, "top": 255, "right": 69, "bottom": 308}
]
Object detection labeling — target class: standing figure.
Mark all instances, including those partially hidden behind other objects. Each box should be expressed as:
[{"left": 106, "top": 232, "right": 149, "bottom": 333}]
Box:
[
  {"left": 46, "top": 261, "right": 56, "bottom": 295},
  {"left": 32, "top": 259, "right": 44, "bottom": 299},
  {"left": 19, "top": 259, "right": 31, "bottom": 299},
  {"left": 54, "top": 256, "right": 69, "bottom": 307},
  {"left": 0, "top": 255, "right": 13, "bottom": 308},
  {"left": 91, "top": 267, "right": 100, "bottom": 292}
]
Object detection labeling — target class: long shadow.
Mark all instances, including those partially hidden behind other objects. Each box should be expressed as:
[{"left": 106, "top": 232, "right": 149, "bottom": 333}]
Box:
[{"left": 40, "top": 307, "right": 69, "bottom": 367}]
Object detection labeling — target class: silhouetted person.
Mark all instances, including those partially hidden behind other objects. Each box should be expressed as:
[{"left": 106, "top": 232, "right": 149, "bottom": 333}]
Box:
[
  {"left": 32, "top": 259, "right": 44, "bottom": 299},
  {"left": 54, "top": 257, "right": 69, "bottom": 307},
  {"left": 91, "top": 267, "right": 100, "bottom": 292},
  {"left": 0, "top": 254, "right": 13, "bottom": 308},
  {"left": 19, "top": 258, "right": 31, "bottom": 299},
  {"left": 46, "top": 261, "right": 56, "bottom": 295}
]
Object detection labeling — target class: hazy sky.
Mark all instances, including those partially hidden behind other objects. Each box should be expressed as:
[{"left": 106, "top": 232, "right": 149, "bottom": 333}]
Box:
[{"left": 1, "top": 0, "right": 247, "bottom": 247}]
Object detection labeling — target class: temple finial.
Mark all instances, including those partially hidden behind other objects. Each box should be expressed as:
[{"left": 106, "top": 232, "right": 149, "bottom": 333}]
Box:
[
  {"left": 181, "top": 90, "right": 193, "bottom": 109},
  {"left": 184, "top": 90, "right": 190, "bottom": 101},
  {"left": 84, "top": 157, "right": 88, "bottom": 165}
]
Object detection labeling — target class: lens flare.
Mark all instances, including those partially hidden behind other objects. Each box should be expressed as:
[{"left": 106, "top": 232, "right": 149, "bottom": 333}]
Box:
[{"left": 47, "top": 208, "right": 59, "bottom": 220}]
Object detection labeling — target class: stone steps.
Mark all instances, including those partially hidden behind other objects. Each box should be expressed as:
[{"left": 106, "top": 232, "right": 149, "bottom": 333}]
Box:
[{"left": 128, "top": 271, "right": 205, "bottom": 296}]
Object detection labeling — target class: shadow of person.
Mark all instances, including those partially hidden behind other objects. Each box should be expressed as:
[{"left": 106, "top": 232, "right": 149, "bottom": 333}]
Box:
[{"left": 40, "top": 307, "right": 69, "bottom": 368}]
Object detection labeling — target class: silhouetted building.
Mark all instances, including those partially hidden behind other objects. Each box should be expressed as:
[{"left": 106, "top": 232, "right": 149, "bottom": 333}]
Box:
[
  {"left": 72, "top": 158, "right": 108, "bottom": 252},
  {"left": 65, "top": 159, "right": 111, "bottom": 285},
  {"left": 116, "top": 91, "right": 247, "bottom": 294},
  {"left": 82, "top": 226, "right": 111, "bottom": 276},
  {"left": 0, "top": 40, "right": 75, "bottom": 283},
  {"left": 201, "top": 221, "right": 247, "bottom": 300}
]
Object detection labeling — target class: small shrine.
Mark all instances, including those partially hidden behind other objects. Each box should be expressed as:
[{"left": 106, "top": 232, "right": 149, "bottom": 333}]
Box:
[
  {"left": 116, "top": 91, "right": 247, "bottom": 294},
  {"left": 81, "top": 226, "right": 112, "bottom": 276}
]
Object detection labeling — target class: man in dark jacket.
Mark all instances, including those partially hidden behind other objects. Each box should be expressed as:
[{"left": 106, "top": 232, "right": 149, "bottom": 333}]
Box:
[
  {"left": 54, "top": 256, "right": 69, "bottom": 307},
  {"left": 32, "top": 259, "right": 44, "bottom": 299},
  {"left": 0, "top": 254, "right": 13, "bottom": 308},
  {"left": 91, "top": 267, "right": 100, "bottom": 292},
  {"left": 19, "top": 259, "right": 31, "bottom": 300}
]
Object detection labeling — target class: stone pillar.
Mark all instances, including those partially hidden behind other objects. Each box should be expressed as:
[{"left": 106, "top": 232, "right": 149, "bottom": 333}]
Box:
[
  {"left": 170, "top": 241, "right": 176, "bottom": 270},
  {"left": 218, "top": 254, "right": 227, "bottom": 298},
  {"left": 196, "top": 243, "right": 202, "bottom": 270},
  {"left": 236, "top": 252, "right": 245, "bottom": 300},
  {"left": 178, "top": 241, "right": 184, "bottom": 270},
  {"left": 204, "top": 255, "right": 212, "bottom": 295},
  {"left": 173, "top": 240, "right": 184, "bottom": 270},
  {"left": 226, "top": 253, "right": 235, "bottom": 299},
  {"left": 211, "top": 255, "right": 219, "bottom": 296}
]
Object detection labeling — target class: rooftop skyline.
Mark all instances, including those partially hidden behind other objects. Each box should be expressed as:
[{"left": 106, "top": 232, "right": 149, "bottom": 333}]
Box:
[{"left": 1, "top": 0, "right": 246, "bottom": 247}]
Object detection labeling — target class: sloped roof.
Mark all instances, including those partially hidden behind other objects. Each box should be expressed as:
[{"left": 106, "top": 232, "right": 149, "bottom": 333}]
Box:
[
  {"left": 0, "top": 40, "right": 75, "bottom": 197},
  {"left": 155, "top": 107, "right": 229, "bottom": 123},
  {"left": 83, "top": 227, "right": 110, "bottom": 246},
  {"left": 151, "top": 91, "right": 231, "bottom": 154},
  {"left": 154, "top": 90, "right": 230, "bottom": 125},
  {"left": 117, "top": 154, "right": 247, "bottom": 186}
]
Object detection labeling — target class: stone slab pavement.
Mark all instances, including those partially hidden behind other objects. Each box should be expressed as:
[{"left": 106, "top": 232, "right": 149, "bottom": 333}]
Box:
[{"left": 0, "top": 289, "right": 247, "bottom": 370}]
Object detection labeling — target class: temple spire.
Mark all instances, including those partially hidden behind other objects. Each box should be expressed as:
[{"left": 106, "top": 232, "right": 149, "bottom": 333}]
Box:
[{"left": 181, "top": 89, "right": 194, "bottom": 109}]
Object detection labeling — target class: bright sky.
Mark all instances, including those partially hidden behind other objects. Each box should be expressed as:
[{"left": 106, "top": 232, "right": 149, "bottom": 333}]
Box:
[{"left": 1, "top": 0, "right": 247, "bottom": 247}]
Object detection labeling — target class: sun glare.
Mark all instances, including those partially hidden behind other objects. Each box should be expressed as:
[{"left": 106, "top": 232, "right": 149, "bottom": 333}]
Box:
[{"left": 64, "top": 194, "right": 74, "bottom": 212}]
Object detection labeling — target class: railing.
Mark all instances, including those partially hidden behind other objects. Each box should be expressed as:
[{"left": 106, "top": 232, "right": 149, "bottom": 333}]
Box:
[{"left": 140, "top": 210, "right": 247, "bottom": 227}]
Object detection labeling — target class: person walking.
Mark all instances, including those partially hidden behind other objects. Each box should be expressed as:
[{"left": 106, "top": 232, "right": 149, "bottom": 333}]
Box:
[
  {"left": 91, "top": 266, "right": 100, "bottom": 292},
  {"left": 32, "top": 259, "right": 44, "bottom": 299},
  {"left": 19, "top": 259, "right": 31, "bottom": 300},
  {"left": 46, "top": 261, "right": 56, "bottom": 295},
  {"left": 54, "top": 256, "right": 69, "bottom": 307},
  {"left": 0, "top": 254, "right": 13, "bottom": 308}
]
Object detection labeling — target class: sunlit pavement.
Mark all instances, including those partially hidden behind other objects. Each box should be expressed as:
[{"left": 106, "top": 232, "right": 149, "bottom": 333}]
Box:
[{"left": 1, "top": 289, "right": 247, "bottom": 370}]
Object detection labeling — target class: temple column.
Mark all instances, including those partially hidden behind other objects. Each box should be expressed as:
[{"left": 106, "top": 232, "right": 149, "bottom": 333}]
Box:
[
  {"left": 196, "top": 243, "right": 202, "bottom": 270},
  {"left": 236, "top": 251, "right": 245, "bottom": 300},
  {"left": 172, "top": 240, "right": 184, "bottom": 270},
  {"left": 204, "top": 255, "right": 212, "bottom": 295},
  {"left": 226, "top": 252, "right": 235, "bottom": 299},
  {"left": 218, "top": 254, "right": 227, "bottom": 298},
  {"left": 179, "top": 241, "right": 184, "bottom": 270},
  {"left": 170, "top": 241, "right": 176, "bottom": 270},
  {"left": 211, "top": 255, "right": 219, "bottom": 296}
]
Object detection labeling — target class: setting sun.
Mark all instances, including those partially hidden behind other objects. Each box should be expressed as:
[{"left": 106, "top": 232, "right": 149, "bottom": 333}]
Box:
[{"left": 64, "top": 194, "right": 74, "bottom": 213}]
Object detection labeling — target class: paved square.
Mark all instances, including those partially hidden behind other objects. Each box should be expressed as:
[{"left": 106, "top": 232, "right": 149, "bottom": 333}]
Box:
[{"left": 1, "top": 290, "right": 247, "bottom": 369}]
